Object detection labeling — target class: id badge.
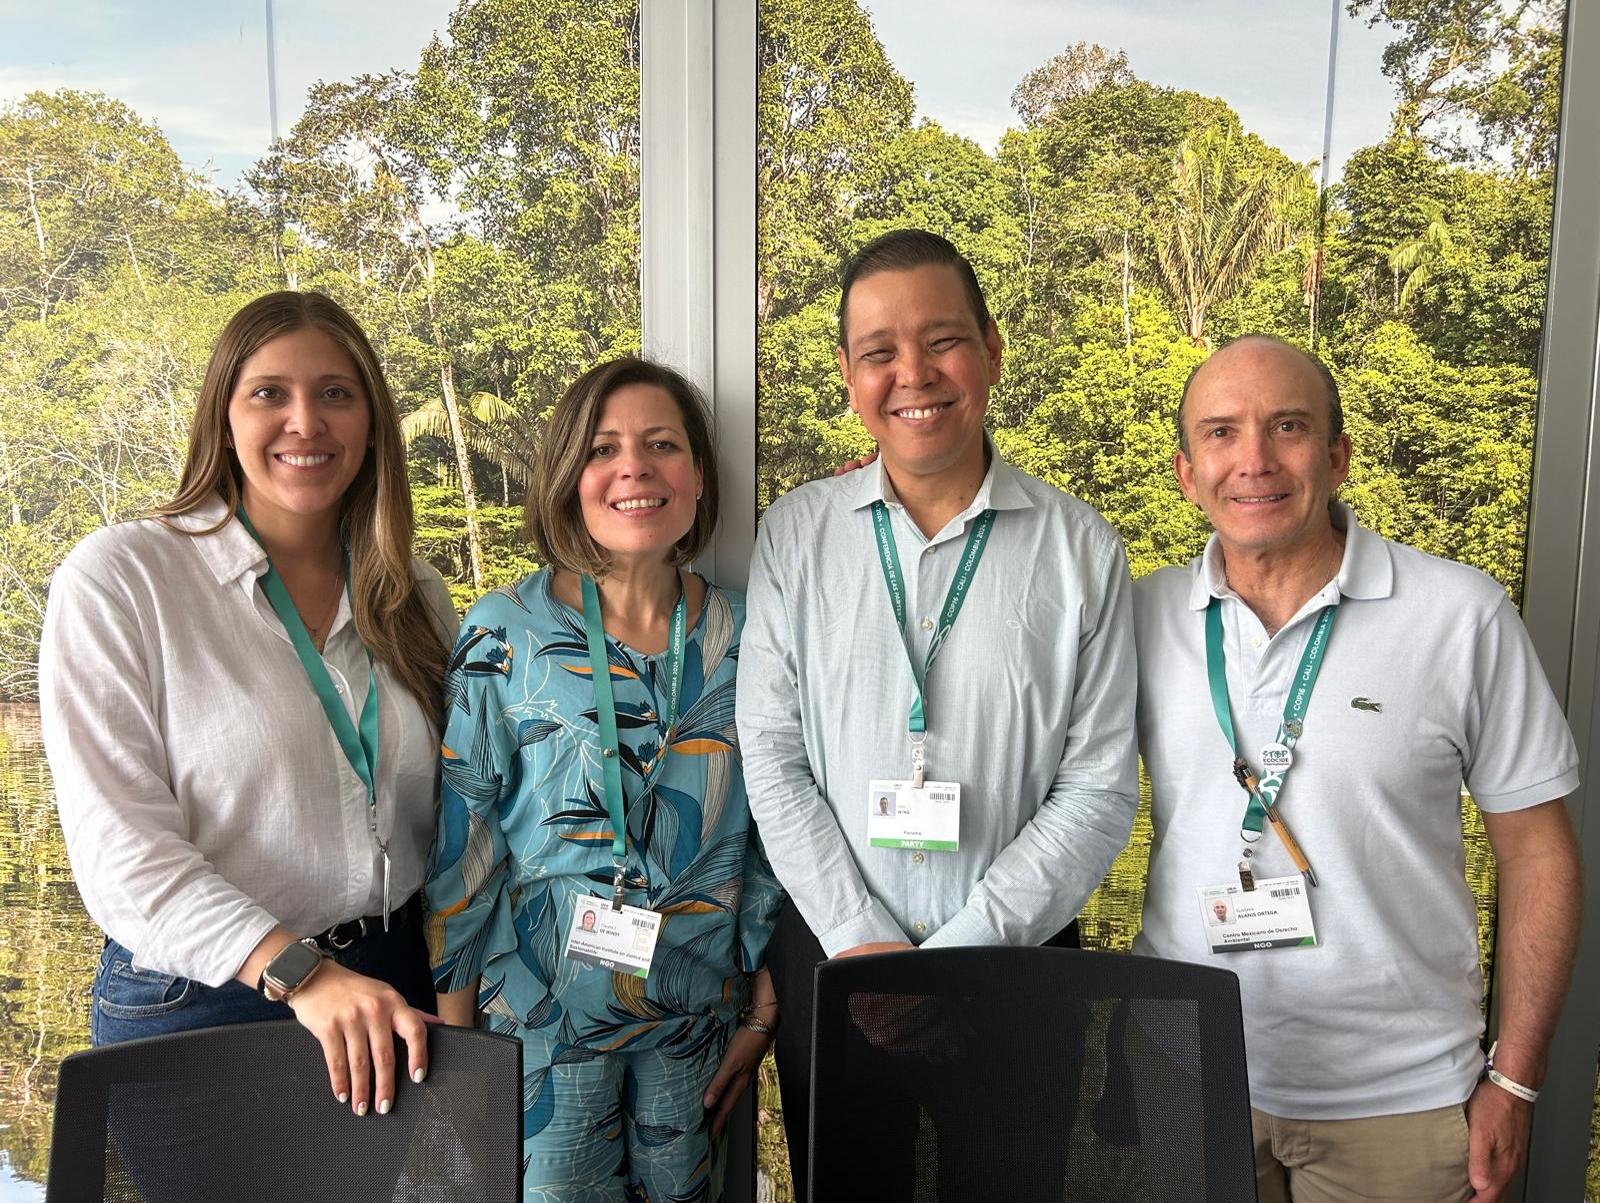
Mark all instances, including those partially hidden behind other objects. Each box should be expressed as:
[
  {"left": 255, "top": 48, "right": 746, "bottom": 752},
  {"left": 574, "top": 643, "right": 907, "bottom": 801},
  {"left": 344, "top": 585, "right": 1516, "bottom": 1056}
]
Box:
[
  {"left": 563, "top": 895, "right": 662, "bottom": 977},
  {"left": 1196, "top": 875, "right": 1317, "bottom": 954},
  {"left": 867, "top": 778, "right": 960, "bottom": 851}
]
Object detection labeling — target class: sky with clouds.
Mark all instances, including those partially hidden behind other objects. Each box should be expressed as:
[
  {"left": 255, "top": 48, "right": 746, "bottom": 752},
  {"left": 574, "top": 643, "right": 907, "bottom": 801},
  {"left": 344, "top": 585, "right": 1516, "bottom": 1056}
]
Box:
[
  {"left": 866, "top": 0, "right": 1401, "bottom": 175},
  {"left": 0, "top": 0, "right": 1402, "bottom": 191}
]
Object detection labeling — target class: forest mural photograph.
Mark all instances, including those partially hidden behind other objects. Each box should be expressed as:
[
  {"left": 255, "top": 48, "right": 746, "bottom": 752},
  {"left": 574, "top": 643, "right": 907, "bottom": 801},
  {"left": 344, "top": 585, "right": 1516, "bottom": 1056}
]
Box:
[{"left": 0, "top": 0, "right": 1587, "bottom": 1198}]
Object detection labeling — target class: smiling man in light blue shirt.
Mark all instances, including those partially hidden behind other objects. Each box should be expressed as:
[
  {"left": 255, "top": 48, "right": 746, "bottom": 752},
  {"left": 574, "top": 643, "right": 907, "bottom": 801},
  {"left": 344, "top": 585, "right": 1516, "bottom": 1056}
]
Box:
[{"left": 736, "top": 229, "right": 1139, "bottom": 1195}]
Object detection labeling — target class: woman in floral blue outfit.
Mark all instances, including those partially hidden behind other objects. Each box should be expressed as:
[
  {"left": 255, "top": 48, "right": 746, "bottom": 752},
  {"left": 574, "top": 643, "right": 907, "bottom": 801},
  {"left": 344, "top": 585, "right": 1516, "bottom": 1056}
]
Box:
[{"left": 426, "top": 358, "right": 783, "bottom": 1202}]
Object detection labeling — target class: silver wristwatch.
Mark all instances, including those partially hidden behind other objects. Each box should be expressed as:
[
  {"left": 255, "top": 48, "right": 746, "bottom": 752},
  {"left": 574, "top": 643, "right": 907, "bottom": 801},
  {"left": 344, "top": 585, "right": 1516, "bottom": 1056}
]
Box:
[{"left": 260, "top": 938, "right": 326, "bottom": 1003}]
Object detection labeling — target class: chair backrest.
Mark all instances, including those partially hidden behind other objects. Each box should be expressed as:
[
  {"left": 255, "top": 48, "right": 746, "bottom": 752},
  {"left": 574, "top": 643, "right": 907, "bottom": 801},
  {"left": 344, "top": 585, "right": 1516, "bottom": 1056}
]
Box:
[
  {"left": 47, "top": 1020, "right": 523, "bottom": 1203},
  {"left": 810, "top": 946, "right": 1256, "bottom": 1203}
]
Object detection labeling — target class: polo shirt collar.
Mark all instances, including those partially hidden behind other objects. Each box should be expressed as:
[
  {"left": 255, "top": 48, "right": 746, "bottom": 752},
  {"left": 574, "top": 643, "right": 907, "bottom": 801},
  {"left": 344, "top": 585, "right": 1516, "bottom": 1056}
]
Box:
[
  {"left": 1186, "top": 501, "right": 1394, "bottom": 611},
  {"left": 173, "top": 493, "right": 271, "bottom": 586},
  {"left": 846, "top": 436, "right": 1034, "bottom": 517}
]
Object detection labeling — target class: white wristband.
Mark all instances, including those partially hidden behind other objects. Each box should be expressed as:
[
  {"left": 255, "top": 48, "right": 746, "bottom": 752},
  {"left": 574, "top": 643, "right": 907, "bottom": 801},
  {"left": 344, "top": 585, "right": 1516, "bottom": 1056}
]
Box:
[{"left": 1485, "top": 1041, "right": 1540, "bottom": 1103}]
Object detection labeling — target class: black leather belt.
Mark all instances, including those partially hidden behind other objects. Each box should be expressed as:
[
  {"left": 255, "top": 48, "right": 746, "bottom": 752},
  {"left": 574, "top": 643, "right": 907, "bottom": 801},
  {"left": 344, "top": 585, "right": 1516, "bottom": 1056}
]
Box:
[{"left": 313, "top": 895, "right": 417, "bottom": 954}]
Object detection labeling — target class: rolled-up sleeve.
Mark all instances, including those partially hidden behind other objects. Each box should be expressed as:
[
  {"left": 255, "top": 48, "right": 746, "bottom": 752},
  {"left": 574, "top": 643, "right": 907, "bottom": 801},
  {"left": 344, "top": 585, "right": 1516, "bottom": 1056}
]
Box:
[
  {"left": 737, "top": 512, "right": 910, "bottom": 957},
  {"left": 922, "top": 532, "right": 1139, "bottom": 948},
  {"left": 41, "top": 560, "right": 278, "bottom": 987}
]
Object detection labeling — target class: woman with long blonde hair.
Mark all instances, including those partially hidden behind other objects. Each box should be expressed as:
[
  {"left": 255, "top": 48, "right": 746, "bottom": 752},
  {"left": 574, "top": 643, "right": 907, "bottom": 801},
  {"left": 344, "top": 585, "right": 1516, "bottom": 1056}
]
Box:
[{"left": 41, "top": 291, "right": 452, "bottom": 1119}]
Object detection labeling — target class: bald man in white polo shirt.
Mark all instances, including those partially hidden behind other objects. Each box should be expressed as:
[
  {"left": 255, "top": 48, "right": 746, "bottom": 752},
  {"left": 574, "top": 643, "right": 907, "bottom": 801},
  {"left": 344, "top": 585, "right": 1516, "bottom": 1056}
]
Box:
[{"left": 1133, "top": 335, "right": 1582, "bottom": 1203}]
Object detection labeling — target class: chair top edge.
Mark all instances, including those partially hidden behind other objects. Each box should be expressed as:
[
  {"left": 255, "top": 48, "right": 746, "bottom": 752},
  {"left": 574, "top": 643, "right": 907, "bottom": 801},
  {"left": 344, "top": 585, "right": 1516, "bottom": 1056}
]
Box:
[{"left": 814, "top": 946, "right": 1242, "bottom": 995}]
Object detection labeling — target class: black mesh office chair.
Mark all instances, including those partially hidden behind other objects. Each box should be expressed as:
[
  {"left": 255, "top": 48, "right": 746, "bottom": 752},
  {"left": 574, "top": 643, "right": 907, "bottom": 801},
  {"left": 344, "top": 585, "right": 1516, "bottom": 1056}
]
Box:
[
  {"left": 47, "top": 1020, "right": 523, "bottom": 1202},
  {"left": 810, "top": 946, "right": 1256, "bottom": 1203}
]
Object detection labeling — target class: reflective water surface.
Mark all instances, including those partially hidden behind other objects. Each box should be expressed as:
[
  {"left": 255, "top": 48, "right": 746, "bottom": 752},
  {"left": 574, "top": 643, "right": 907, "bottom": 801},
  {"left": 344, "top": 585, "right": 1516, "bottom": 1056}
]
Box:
[{"left": 0, "top": 705, "right": 99, "bottom": 1195}]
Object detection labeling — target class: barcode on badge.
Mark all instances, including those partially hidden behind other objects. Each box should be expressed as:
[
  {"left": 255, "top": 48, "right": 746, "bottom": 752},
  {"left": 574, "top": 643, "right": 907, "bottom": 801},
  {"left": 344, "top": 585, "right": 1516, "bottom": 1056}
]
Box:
[
  {"left": 925, "top": 788, "right": 957, "bottom": 802},
  {"left": 1269, "top": 887, "right": 1299, "bottom": 899}
]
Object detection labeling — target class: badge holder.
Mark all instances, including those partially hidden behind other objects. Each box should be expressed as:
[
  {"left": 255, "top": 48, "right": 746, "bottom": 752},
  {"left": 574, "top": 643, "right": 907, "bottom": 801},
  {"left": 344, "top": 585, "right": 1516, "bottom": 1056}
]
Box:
[
  {"left": 1196, "top": 875, "right": 1317, "bottom": 953},
  {"left": 566, "top": 893, "right": 662, "bottom": 977}
]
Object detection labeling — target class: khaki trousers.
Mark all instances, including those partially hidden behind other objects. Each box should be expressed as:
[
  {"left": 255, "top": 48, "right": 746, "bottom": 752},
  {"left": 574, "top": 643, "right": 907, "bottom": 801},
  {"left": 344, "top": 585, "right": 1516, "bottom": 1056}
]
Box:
[{"left": 1252, "top": 1104, "right": 1472, "bottom": 1203}]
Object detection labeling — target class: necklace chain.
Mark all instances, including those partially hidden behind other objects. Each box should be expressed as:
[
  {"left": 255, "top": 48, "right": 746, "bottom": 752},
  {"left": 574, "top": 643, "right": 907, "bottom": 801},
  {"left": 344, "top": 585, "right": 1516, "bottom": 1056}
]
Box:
[{"left": 305, "top": 564, "right": 344, "bottom": 643}]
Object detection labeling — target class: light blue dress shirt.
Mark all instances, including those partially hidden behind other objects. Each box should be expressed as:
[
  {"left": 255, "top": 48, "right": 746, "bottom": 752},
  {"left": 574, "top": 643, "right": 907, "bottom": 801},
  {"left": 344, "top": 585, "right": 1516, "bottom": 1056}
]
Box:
[{"left": 737, "top": 451, "right": 1139, "bottom": 957}]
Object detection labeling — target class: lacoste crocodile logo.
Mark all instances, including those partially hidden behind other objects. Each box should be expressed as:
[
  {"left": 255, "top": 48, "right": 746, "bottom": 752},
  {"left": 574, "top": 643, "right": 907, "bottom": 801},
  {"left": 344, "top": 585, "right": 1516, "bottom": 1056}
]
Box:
[{"left": 1350, "top": 697, "right": 1383, "bottom": 713}]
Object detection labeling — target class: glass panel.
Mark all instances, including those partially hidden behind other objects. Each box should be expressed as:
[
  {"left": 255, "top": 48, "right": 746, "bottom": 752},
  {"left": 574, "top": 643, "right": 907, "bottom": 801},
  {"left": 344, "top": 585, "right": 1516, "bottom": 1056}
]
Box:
[
  {"left": 1590, "top": 1052, "right": 1600, "bottom": 1200},
  {"left": 0, "top": 1, "right": 640, "bottom": 1189},
  {"left": 756, "top": 0, "right": 1565, "bottom": 1191}
]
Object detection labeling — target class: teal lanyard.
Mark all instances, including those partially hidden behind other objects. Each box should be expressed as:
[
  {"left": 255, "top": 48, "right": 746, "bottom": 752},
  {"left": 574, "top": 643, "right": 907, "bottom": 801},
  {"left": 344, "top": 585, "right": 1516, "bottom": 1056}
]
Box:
[
  {"left": 871, "top": 501, "right": 995, "bottom": 781},
  {"left": 581, "top": 574, "right": 687, "bottom": 909},
  {"left": 237, "top": 507, "right": 389, "bottom": 926},
  {"left": 1205, "top": 597, "right": 1336, "bottom": 839}
]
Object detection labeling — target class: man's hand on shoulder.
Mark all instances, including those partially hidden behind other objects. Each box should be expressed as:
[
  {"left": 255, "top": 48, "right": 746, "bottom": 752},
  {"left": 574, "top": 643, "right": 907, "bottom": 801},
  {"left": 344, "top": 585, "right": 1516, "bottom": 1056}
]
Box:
[
  {"left": 834, "top": 940, "right": 914, "bottom": 958},
  {"left": 1465, "top": 1075, "right": 1533, "bottom": 1202},
  {"left": 833, "top": 449, "right": 878, "bottom": 476}
]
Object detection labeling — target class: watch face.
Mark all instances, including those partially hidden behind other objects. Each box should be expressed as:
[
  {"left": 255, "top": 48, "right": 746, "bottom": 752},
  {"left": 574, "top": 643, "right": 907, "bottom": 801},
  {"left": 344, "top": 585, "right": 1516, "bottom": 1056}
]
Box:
[{"left": 268, "top": 941, "right": 322, "bottom": 991}]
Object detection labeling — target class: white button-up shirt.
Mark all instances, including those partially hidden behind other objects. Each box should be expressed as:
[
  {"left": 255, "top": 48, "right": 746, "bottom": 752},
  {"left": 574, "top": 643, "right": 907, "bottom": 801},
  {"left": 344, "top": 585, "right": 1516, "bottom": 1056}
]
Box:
[
  {"left": 40, "top": 497, "right": 456, "bottom": 986},
  {"left": 738, "top": 452, "right": 1139, "bottom": 956}
]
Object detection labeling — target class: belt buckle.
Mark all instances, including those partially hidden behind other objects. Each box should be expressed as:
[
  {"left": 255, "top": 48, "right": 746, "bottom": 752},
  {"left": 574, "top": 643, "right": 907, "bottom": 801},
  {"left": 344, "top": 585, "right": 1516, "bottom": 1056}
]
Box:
[{"left": 326, "top": 917, "right": 367, "bottom": 952}]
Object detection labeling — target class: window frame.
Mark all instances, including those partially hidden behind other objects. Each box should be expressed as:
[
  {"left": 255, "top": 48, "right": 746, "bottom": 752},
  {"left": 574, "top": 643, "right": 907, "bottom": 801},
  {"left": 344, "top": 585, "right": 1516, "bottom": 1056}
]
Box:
[
  {"left": 1516, "top": 1, "right": 1600, "bottom": 1194},
  {"left": 642, "top": 1, "right": 1600, "bottom": 1195}
]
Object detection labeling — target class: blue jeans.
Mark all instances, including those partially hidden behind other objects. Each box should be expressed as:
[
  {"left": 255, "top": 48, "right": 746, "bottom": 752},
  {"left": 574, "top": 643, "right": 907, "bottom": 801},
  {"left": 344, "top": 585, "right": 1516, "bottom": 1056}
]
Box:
[{"left": 90, "top": 899, "right": 436, "bottom": 1046}]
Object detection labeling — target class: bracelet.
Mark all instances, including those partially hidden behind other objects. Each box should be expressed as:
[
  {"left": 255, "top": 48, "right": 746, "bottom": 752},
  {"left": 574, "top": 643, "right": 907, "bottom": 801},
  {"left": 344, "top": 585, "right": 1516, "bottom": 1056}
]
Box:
[
  {"left": 740, "top": 1013, "right": 777, "bottom": 1036},
  {"left": 1485, "top": 1042, "right": 1540, "bottom": 1103}
]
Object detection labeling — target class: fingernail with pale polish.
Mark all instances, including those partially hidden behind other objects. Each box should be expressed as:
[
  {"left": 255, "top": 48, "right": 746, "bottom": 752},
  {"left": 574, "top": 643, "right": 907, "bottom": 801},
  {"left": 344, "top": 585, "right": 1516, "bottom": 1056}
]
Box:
[
  {"left": 357, "top": 1101, "right": 368, "bottom": 1117},
  {"left": 378, "top": 1098, "right": 391, "bottom": 1115},
  {"left": 412, "top": 1068, "right": 426, "bottom": 1084}
]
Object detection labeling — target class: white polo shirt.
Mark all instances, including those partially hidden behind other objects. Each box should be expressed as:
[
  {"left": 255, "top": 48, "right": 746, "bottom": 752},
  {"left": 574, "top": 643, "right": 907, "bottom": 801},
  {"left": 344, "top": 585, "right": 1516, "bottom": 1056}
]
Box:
[{"left": 1132, "top": 504, "right": 1579, "bottom": 1120}]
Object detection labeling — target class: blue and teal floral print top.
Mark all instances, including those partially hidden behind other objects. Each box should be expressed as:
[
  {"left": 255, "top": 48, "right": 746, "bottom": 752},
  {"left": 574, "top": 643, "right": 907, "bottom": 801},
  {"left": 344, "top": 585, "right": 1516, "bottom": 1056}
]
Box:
[{"left": 424, "top": 568, "right": 783, "bottom": 1054}]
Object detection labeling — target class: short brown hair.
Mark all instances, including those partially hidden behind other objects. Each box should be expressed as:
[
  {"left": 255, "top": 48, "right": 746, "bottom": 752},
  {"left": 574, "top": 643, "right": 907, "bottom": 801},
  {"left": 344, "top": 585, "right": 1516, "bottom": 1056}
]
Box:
[
  {"left": 837, "top": 228, "right": 993, "bottom": 347},
  {"left": 526, "top": 357, "right": 719, "bottom": 577}
]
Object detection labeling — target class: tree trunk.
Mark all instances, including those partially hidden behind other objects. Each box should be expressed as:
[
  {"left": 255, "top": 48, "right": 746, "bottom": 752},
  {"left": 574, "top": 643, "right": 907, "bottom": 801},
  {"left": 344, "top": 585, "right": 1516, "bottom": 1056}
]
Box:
[
  {"left": 405, "top": 189, "right": 485, "bottom": 590},
  {"left": 24, "top": 165, "right": 48, "bottom": 321},
  {"left": 1121, "top": 230, "right": 1133, "bottom": 349},
  {"left": 436, "top": 358, "right": 485, "bottom": 589},
  {"left": 124, "top": 229, "right": 148, "bottom": 300},
  {"left": 0, "top": 432, "right": 19, "bottom": 525}
]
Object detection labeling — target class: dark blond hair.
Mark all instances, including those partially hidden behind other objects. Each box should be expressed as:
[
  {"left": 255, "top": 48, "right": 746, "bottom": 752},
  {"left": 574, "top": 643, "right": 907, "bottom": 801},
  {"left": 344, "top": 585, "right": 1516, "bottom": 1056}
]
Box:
[
  {"left": 156, "top": 291, "right": 447, "bottom": 715},
  {"left": 526, "top": 357, "right": 718, "bottom": 577}
]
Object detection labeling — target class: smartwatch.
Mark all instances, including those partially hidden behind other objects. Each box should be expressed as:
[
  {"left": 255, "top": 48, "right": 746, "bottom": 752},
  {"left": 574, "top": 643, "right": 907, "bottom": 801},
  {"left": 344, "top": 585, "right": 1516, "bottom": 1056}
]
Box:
[{"left": 260, "top": 938, "right": 326, "bottom": 1003}]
